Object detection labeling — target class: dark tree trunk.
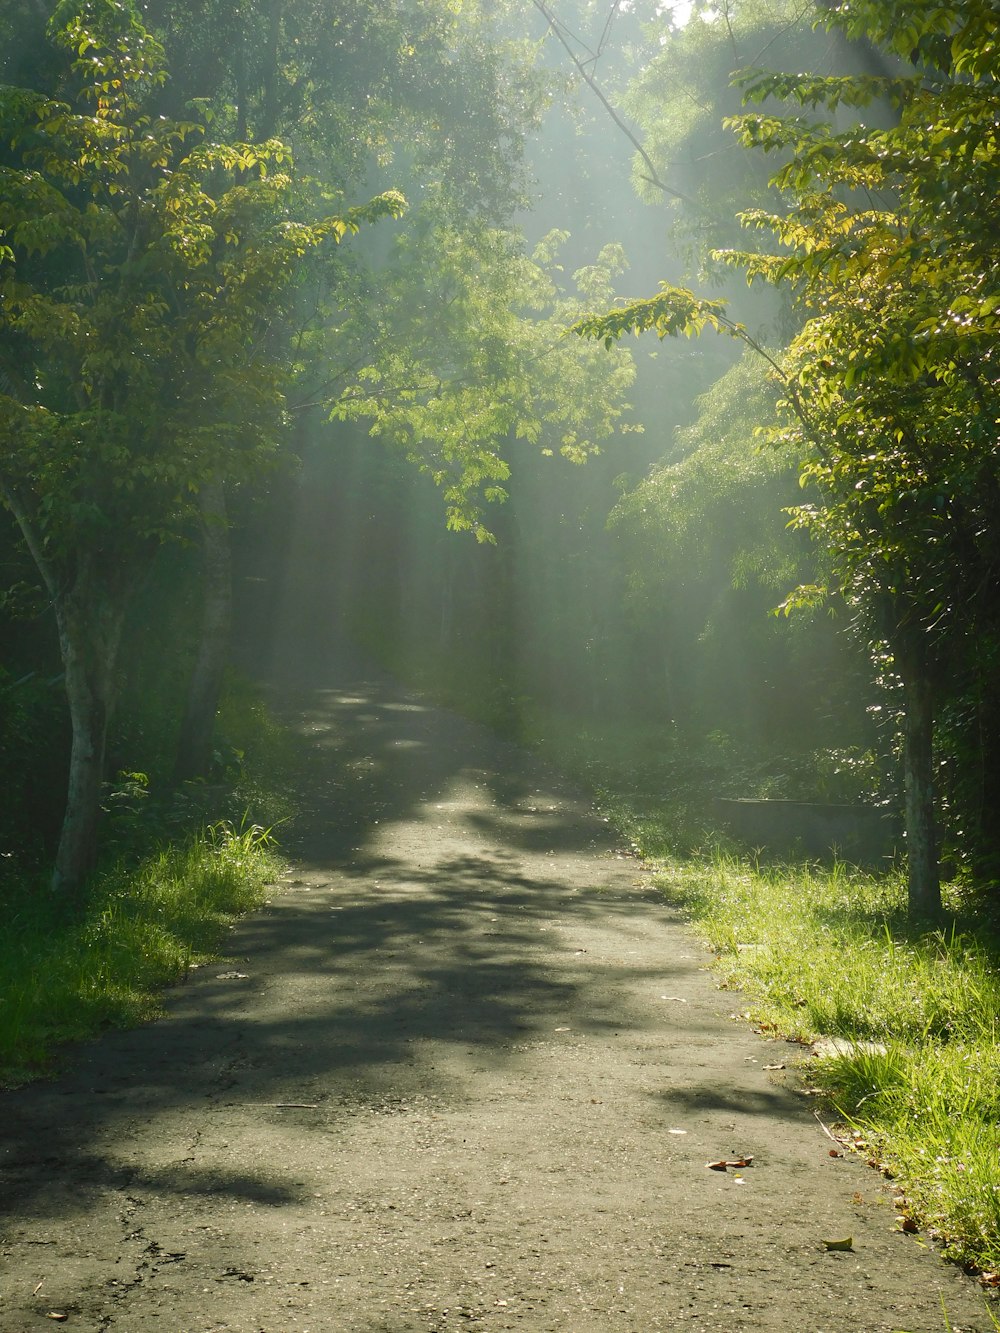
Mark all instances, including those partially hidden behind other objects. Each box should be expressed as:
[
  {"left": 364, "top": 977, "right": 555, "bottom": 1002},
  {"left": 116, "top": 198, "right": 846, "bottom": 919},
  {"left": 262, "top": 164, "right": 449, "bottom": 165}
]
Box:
[
  {"left": 259, "top": 0, "right": 282, "bottom": 138},
  {"left": 173, "top": 480, "right": 233, "bottom": 783},
  {"left": 51, "top": 568, "right": 127, "bottom": 895},
  {"left": 2, "top": 484, "right": 131, "bottom": 896},
  {"left": 897, "top": 627, "right": 943, "bottom": 921}
]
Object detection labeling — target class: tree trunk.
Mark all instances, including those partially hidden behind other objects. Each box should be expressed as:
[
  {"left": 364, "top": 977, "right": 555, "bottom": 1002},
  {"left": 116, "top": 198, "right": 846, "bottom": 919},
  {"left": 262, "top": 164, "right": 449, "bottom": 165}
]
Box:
[
  {"left": 51, "top": 570, "right": 127, "bottom": 895},
  {"left": 897, "top": 629, "right": 943, "bottom": 920},
  {"left": 1, "top": 483, "right": 130, "bottom": 896},
  {"left": 173, "top": 480, "right": 233, "bottom": 783},
  {"left": 259, "top": 0, "right": 282, "bottom": 138}
]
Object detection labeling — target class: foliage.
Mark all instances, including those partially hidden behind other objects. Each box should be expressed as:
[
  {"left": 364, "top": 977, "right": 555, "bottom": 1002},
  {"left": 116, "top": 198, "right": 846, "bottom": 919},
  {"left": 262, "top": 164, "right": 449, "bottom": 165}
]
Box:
[
  {"left": 622, "top": 0, "right": 836, "bottom": 260},
  {"left": 142, "top": 0, "right": 545, "bottom": 219},
  {"left": 610, "top": 351, "right": 796, "bottom": 587},
  {"left": 329, "top": 228, "right": 636, "bottom": 538},
  {"left": 0, "top": 2, "right": 403, "bottom": 560},
  {"left": 0, "top": 818, "right": 279, "bottom": 1086},
  {"left": 714, "top": 0, "right": 1000, "bottom": 893},
  {"left": 575, "top": 0, "right": 1000, "bottom": 913},
  {"left": 0, "top": 0, "right": 402, "bottom": 889}
]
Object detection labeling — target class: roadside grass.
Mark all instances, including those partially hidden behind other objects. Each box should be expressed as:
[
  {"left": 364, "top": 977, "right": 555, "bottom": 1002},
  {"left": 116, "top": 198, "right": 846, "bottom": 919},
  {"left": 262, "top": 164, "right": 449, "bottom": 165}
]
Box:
[
  {"left": 0, "top": 820, "right": 280, "bottom": 1088},
  {"left": 597, "top": 786, "right": 1000, "bottom": 1278}
]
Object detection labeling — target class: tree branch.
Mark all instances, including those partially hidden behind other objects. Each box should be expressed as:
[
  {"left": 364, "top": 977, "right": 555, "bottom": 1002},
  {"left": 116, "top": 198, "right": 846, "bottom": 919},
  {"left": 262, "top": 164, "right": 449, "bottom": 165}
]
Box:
[{"left": 532, "top": 0, "right": 694, "bottom": 205}]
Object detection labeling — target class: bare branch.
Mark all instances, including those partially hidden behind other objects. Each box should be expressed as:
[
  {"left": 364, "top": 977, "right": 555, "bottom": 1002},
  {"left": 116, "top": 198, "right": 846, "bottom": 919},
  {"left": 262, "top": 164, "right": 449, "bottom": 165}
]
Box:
[{"left": 532, "top": 0, "right": 694, "bottom": 205}]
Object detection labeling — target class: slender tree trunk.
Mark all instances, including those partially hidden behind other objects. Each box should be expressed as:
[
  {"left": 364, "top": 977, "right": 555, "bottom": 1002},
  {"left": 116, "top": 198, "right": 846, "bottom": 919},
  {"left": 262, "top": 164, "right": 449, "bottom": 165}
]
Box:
[
  {"left": 259, "top": 0, "right": 282, "bottom": 138},
  {"left": 2, "top": 483, "right": 128, "bottom": 896},
  {"left": 173, "top": 480, "right": 233, "bottom": 783},
  {"left": 897, "top": 628, "right": 943, "bottom": 921},
  {"left": 51, "top": 570, "right": 127, "bottom": 895}
]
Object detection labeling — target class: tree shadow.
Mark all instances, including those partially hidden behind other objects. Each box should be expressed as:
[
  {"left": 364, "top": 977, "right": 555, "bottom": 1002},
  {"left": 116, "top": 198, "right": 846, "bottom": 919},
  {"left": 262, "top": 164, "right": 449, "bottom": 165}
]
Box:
[
  {"left": 0, "top": 661, "right": 795, "bottom": 1312},
  {"left": 0, "top": 667, "right": 641, "bottom": 1214}
]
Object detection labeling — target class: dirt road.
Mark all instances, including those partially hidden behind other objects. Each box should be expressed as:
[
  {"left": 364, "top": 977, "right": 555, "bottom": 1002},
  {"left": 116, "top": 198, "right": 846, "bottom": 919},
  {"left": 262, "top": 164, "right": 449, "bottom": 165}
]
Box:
[{"left": 1, "top": 667, "right": 993, "bottom": 1331}]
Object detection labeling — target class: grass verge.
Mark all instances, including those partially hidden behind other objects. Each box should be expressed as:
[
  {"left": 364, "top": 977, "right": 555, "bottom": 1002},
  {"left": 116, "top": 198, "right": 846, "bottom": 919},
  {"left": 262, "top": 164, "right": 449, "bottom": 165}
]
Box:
[
  {"left": 609, "top": 800, "right": 1000, "bottom": 1278},
  {"left": 0, "top": 820, "right": 281, "bottom": 1089}
]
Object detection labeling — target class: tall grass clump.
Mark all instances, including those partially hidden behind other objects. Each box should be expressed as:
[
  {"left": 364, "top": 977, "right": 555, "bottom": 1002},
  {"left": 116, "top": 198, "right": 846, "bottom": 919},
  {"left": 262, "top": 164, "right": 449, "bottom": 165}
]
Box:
[
  {"left": 0, "top": 821, "right": 279, "bottom": 1087},
  {"left": 636, "top": 843, "right": 1000, "bottom": 1274}
]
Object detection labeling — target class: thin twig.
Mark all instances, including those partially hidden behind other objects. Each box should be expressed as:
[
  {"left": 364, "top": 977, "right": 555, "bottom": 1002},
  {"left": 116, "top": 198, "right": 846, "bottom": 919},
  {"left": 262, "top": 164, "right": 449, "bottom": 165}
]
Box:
[
  {"left": 228, "top": 1102, "right": 319, "bottom": 1109},
  {"left": 813, "top": 1109, "right": 840, "bottom": 1142},
  {"left": 532, "top": 0, "right": 694, "bottom": 204}
]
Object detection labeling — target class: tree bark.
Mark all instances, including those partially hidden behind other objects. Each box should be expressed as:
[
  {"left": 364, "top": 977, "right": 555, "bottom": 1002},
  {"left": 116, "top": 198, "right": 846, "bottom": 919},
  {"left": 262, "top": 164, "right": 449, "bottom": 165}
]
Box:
[
  {"left": 51, "top": 567, "right": 127, "bottom": 895},
  {"left": 173, "top": 480, "right": 233, "bottom": 784},
  {"left": 1, "top": 482, "right": 131, "bottom": 895},
  {"left": 897, "top": 627, "right": 943, "bottom": 921}
]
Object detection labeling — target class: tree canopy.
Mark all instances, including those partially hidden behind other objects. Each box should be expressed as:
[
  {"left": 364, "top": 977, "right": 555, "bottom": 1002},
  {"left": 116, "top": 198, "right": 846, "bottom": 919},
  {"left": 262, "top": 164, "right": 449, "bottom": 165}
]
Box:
[
  {"left": 575, "top": 0, "right": 1000, "bottom": 915},
  {"left": 0, "top": 0, "right": 402, "bottom": 889}
]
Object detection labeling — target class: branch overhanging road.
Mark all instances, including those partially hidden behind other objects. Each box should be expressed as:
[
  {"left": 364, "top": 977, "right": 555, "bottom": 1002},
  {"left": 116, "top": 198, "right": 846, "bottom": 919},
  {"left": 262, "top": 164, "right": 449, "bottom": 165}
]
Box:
[{"left": 0, "top": 666, "right": 991, "bottom": 1331}]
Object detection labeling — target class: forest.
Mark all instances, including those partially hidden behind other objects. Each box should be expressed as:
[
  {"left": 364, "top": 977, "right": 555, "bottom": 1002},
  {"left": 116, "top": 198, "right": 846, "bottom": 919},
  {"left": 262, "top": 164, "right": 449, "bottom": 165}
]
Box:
[
  {"left": 4, "top": 0, "right": 999, "bottom": 912},
  {"left": 3, "top": 0, "right": 1000, "bottom": 1282}
]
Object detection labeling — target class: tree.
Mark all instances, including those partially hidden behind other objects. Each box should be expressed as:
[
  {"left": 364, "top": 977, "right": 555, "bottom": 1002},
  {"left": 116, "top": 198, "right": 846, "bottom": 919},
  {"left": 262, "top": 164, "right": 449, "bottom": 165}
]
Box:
[
  {"left": 0, "top": 0, "right": 402, "bottom": 892},
  {"left": 575, "top": 0, "right": 1000, "bottom": 918},
  {"left": 324, "top": 225, "right": 636, "bottom": 540},
  {"left": 132, "top": 0, "right": 554, "bottom": 779}
]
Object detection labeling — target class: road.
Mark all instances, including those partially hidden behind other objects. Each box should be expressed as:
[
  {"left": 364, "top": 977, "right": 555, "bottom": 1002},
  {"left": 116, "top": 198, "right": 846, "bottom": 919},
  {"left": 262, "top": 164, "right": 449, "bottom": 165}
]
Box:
[{"left": 0, "top": 666, "right": 992, "bottom": 1331}]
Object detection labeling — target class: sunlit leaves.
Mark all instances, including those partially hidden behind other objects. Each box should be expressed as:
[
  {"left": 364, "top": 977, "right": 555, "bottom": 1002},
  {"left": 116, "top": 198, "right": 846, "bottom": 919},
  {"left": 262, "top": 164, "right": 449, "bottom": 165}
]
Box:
[
  {"left": 0, "top": 4, "right": 400, "bottom": 562},
  {"left": 572, "top": 283, "right": 737, "bottom": 348},
  {"left": 326, "top": 224, "right": 634, "bottom": 539},
  {"left": 699, "top": 0, "right": 1000, "bottom": 667}
]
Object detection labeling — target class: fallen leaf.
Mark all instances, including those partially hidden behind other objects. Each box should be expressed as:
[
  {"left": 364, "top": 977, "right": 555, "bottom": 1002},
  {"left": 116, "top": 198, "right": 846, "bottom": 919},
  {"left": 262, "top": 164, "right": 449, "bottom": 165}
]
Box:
[
  {"left": 46, "top": 1316, "right": 68, "bottom": 1323},
  {"left": 896, "top": 1216, "right": 919, "bottom": 1233},
  {"left": 828, "top": 1149, "right": 843, "bottom": 1158},
  {"left": 707, "top": 1160, "right": 729, "bottom": 1171},
  {"left": 822, "top": 1237, "right": 854, "bottom": 1251},
  {"left": 668, "top": 1128, "right": 687, "bottom": 1135},
  {"left": 763, "top": 1063, "right": 786, "bottom": 1070}
]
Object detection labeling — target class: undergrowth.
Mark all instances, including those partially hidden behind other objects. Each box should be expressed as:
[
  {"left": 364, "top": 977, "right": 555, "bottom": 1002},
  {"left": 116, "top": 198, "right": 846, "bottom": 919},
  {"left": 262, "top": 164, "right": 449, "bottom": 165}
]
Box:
[{"left": 0, "top": 820, "right": 280, "bottom": 1087}]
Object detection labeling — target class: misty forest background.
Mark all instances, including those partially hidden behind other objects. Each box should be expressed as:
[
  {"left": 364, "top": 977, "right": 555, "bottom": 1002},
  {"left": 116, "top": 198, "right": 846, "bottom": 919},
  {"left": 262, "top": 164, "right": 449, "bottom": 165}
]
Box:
[{"left": 2, "top": 0, "right": 999, "bottom": 920}]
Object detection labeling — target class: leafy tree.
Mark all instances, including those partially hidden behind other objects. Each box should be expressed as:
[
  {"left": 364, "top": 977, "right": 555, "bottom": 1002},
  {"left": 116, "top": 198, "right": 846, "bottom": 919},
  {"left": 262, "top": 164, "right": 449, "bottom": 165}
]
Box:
[
  {"left": 0, "top": 0, "right": 401, "bottom": 891},
  {"left": 323, "top": 225, "right": 636, "bottom": 540},
  {"left": 623, "top": 0, "right": 829, "bottom": 247},
  {"left": 133, "top": 0, "right": 562, "bottom": 779},
  {"left": 142, "top": 0, "right": 545, "bottom": 219},
  {"left": 575, "top": 0, "right": 1000, "bottom": 917}
]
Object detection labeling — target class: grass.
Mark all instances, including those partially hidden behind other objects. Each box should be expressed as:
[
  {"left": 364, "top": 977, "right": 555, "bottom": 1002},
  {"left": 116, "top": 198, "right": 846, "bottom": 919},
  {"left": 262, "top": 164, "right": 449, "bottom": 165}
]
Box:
[
  {"left": 633, "top": 843, "right": 1000, "bottom": 1274},
  {"left": 0, "top": 820, "right": 280, "bottom": 1087},
  {"left": 532, "top": 709, "right": 1000, "bottom": 1280}
]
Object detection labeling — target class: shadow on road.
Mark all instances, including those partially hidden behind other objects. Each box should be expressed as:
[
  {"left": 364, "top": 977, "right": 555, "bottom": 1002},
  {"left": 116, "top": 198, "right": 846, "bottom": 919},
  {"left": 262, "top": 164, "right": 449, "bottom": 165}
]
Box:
[{"left": 1, "top": 661, "right": 752, "bottom": 1241}]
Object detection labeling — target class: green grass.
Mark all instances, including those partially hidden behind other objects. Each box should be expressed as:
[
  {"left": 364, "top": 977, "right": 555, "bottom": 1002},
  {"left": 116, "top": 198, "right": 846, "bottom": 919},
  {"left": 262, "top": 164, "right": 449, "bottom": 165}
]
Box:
[
  {"left": 636, "top": 846, "right": 1000, "bottom": 1272},
  {"left": 0, "top": 820, "right": 280, "bottom": 1087}
]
